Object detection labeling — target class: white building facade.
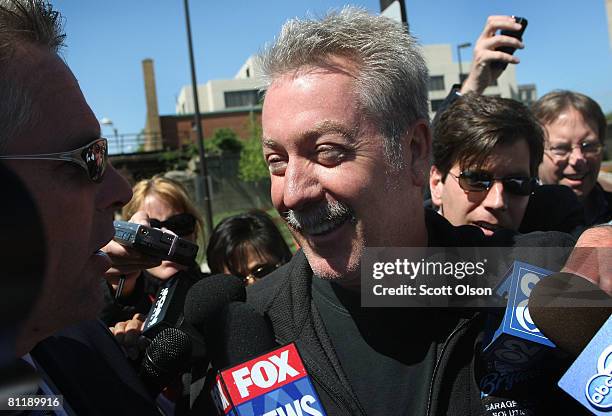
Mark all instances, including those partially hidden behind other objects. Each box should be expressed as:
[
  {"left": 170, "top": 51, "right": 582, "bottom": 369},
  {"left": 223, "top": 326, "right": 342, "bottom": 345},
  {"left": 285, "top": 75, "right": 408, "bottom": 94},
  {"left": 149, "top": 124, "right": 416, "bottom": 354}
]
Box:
[{"left": 176, "top": 46, "right": 526, "bottom": 119}]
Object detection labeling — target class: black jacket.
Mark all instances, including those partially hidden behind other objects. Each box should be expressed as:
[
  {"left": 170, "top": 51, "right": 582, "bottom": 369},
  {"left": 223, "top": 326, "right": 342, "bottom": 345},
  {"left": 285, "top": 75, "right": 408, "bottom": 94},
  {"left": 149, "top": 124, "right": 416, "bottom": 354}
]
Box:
[{"left": 247, "top": 210, "right": 586, "bottom": 415}]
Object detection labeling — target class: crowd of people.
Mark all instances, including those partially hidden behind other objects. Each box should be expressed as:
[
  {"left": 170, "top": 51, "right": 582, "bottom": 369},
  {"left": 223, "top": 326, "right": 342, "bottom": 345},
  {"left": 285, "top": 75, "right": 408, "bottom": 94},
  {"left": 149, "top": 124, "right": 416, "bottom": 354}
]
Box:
[{"left": 1, "top": 1, "right": 611, "bottom": 415}]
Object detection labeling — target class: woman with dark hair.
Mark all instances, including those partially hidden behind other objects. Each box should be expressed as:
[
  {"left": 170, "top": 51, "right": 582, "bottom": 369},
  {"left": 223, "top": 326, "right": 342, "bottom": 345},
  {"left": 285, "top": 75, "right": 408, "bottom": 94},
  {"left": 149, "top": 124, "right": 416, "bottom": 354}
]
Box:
[{"left": 207, "top": 210, "right": 293, "bottom": 285}]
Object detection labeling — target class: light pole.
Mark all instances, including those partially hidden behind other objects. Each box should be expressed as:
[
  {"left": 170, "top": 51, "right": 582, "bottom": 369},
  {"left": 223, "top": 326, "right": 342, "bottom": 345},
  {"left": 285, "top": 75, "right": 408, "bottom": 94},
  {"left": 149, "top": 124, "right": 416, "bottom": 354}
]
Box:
[
  {"left": 457, "top": 42, "right": 471, "bottom": 85},
  {"left": 182, "top": 0, "right": 213, "bottom": 237},
  {"left": 100, "top": 117, "right": 121, "bottom": 153}
]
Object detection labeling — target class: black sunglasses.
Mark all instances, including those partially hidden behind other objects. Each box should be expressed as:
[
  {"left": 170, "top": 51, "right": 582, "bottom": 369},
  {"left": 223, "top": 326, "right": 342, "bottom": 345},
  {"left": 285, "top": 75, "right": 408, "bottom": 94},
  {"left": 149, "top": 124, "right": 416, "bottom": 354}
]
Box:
[
  {"left": 449, "top": 170, "right": 539, "bottom": 196},
  {"left": 149, "top": 213, "right": 197, "bottom": 237},
  {"left": 0, "top": 138, "right": 108, "bottom": 183},
  {"left": 243, "top": 263, "right": 282, "bottom": 285}
]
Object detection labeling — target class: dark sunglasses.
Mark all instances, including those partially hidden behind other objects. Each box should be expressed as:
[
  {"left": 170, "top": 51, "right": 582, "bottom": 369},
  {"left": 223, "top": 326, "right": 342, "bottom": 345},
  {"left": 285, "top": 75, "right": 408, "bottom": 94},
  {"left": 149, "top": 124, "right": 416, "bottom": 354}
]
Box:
[
  {"left": 0, "top": 138, "right": 107, "bottom": 183},
  {"left": 449, "top": 170, "right": 539, "bottom": 196},
  {"left": 149, "top": 213, "right": 197, "bottom": 237},
  {"left": 243, "top": 263, "right": 282, "bottom": 285}
]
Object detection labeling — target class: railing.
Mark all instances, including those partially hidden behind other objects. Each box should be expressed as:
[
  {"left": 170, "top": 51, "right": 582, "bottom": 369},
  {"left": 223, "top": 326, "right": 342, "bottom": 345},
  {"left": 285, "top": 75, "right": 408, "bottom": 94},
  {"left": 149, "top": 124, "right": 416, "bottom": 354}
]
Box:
[{"left": 105, "top": 132, "right": 165, "bottom": 155}]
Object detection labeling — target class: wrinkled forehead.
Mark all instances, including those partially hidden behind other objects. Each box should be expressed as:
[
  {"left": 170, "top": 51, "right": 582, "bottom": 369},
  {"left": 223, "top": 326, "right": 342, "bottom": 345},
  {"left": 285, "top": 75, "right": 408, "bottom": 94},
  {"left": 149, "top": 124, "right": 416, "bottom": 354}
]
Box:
[{"left": 4, "top": 43, "right": 100, "bottom": 154}]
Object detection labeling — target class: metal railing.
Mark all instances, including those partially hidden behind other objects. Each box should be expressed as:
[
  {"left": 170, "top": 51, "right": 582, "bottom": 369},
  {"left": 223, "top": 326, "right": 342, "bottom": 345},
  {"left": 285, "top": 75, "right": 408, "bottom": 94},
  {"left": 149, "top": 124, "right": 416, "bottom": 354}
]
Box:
[{"left": 106, "top": 132, "right": 166, "bottom": 155}]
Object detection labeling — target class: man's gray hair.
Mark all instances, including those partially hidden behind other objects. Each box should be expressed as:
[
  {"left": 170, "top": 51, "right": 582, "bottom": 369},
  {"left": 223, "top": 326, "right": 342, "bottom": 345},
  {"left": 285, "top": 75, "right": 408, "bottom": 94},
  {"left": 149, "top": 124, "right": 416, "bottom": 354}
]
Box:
[
  {"left": 0, "top": 0, "right": 65, "bottom": 150},
  {"left": 258, "top": 6, "right": 429, "bottom": 169}
]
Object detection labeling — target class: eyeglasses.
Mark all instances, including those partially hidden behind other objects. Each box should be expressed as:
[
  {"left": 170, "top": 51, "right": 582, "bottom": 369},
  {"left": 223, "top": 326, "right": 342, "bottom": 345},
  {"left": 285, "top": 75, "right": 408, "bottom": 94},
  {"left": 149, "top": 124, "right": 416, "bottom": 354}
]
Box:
[
  {"left": 0, "top": 138, "right": 108, "bottom": 183},
  {"left": 449, "top": 170, "right": 539, "bottom": 196},
  {"left": 545, "top": 141, "right": 603, "bottom": 159},
  {"left": 243, "top": 263, "right": 281, "bottom": 285},
  {"left": 149, "top": 213, "right": 197, "bottom": 237}
]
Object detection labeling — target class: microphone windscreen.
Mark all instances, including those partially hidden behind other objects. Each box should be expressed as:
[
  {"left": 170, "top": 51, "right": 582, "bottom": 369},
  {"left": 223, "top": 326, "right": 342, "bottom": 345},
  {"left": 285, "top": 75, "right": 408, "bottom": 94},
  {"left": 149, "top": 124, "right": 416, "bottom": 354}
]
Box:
[
  {"left": 140, "top": 327, "right": 192, "bottom": 395},
  {"left": 183, "top": 274, "right": 246, "bottom": 333},
  {"left": 529, "top": 272, "right": 612, "bottom": 356},
  {"left": 214, "top": 301, "right": 277, "bottom": 369}
]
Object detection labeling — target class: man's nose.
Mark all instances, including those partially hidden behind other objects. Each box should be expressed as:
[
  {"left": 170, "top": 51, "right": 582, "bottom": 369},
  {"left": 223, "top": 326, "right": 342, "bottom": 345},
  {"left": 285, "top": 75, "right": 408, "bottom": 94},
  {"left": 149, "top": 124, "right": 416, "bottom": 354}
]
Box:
[
  {"left": 567, "top": 146, "right": 587, "bottom": 168},
  {"left": 282, "top": 158, "right": 323, "bottom": 211},
  {"left": 482, "top": 180, "right": 507, "bottom": 211},
  {"left": 96, "top": 163, "right": 132, "bottom": 210}
]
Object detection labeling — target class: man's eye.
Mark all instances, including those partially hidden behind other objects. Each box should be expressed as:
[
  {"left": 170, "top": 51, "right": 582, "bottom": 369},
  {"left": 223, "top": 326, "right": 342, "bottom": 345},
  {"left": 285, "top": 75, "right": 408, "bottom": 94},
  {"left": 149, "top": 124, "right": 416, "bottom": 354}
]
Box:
[
  {"left": 550, "top": 145, "right": 570, "bottom": 154},
  {"left": 315, "top": 145, "right": 345, "bottom": 165},
  {"left": 266, "top": 155, "right": 287, "bottom": 174}
]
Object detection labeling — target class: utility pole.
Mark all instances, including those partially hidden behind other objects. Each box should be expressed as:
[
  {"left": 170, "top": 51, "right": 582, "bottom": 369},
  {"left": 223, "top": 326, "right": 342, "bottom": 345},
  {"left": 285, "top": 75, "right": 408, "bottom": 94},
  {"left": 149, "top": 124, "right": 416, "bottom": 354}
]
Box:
[{"left": 183, "top": 0, "right": 213, "bottom": 236}]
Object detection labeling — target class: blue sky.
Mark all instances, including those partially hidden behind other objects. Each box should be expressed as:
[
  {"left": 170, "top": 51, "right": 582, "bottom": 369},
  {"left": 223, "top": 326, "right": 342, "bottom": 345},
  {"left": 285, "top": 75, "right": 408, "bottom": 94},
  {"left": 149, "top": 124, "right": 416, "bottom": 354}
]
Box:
[{"left": 55, "top": 0, "right": 611, "bottom": 139}]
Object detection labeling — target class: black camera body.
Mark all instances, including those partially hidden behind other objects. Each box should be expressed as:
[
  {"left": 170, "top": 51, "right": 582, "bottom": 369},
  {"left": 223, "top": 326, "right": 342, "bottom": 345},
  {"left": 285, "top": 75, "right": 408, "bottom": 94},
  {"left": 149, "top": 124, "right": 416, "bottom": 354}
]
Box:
[{"left": 113, "top": 220, "right": 198, "bottom": 266}]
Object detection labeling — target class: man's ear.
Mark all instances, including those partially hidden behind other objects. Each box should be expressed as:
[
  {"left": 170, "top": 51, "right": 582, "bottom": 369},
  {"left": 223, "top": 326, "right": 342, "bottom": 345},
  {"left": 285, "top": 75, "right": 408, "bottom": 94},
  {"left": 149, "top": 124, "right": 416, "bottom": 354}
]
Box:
[
  {"left": 429, "top": 165, "right": 445, "bottom": 207},
  {"left": 408, "top": 120, "right": 431, "bottom": 187}
]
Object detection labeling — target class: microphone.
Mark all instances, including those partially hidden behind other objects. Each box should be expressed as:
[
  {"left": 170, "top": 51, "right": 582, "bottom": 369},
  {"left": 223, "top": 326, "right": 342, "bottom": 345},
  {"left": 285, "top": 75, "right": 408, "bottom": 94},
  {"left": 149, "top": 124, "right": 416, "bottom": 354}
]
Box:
[
  {"left": 528, "top": 272, "right": 612, "bottom": 414},
  {"left": 140, "top": 270, "right": 207, "bottom": 363},
  {"left": 140, "top": 327, "right": 192, "bottom": 397},
  {"left": 529, "top": 272, "right": 612, "bottom": 357},
  {"left": 482, "top": 261, "right": 556, "bottom": 368},
  {"left": 206, "top": 302, "right": 326, "bottom": 415},
  {"left": 212, "top": 301, "right": 277, "bottom": 370},
  {"left": 183, "top": 274, "right": 246, "bottom": 336},
  {"left": 142, "top": 270, "right": 194, "bottom": 338}
]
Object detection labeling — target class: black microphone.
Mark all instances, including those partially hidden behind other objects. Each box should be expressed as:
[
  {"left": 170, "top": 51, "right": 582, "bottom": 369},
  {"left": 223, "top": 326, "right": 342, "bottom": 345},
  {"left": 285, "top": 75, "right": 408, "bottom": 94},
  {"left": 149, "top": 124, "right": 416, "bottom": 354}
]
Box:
[
  {"left": 183, "top": 274, "right": 246, "bottom": 337},
  {"left": 529, "top": 272, "right": 612, "bottom": 357},
  {"left": 212, "top": 301, "right": 277, "bottom": 370},
  {"left": 140, "top": 327, "right": 192, "bottom": 396}
]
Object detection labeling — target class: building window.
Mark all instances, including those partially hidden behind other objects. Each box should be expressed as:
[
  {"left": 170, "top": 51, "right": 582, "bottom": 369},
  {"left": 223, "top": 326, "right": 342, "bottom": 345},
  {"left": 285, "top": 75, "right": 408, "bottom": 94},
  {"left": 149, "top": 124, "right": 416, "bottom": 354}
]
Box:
[
  {"left": 224, "top": 90, "right": 261, "bottom": 108},
  {"left": 430, "top": 99, "right": 445, "bottom": 112},
  {"left": 428, "top": 75, "right": 445, "bottom": 91}
]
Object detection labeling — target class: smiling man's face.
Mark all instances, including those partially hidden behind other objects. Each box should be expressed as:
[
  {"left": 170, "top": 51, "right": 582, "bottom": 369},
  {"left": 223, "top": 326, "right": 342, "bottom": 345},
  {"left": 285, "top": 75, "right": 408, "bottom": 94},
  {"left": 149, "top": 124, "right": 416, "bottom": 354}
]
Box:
[
  {"left": 262, "top": 59, "right": 429, "bottom": 284},
  {"left": 538, "top": 107, "right": 602, "bottom": 202}
]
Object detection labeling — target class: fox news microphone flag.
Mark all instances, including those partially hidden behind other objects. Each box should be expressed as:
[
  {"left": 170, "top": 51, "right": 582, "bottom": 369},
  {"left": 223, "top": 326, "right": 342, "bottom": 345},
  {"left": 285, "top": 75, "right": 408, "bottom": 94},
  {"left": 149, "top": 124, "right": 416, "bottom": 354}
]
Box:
[{"left": 211, "top": 343, "right": 326, "bottom": 416}]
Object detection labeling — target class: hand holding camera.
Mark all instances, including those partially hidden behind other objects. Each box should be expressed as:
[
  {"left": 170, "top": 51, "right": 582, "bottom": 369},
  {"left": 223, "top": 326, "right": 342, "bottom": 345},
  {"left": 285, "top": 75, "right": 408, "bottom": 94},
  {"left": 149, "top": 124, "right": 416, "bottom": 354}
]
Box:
[{"left": 460, "top": 15, "right": 527, "bottom": 95}]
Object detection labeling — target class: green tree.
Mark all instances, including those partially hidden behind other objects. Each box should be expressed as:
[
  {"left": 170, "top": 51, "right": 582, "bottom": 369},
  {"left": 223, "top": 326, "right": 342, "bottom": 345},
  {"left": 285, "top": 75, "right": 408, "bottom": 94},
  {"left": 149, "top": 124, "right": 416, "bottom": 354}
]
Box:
[
  {"left": 239, "top": 114, "right": 269, "bottom": 181},
  {"left": 210, "top": 127, "right": 243, "bottom": 154}
]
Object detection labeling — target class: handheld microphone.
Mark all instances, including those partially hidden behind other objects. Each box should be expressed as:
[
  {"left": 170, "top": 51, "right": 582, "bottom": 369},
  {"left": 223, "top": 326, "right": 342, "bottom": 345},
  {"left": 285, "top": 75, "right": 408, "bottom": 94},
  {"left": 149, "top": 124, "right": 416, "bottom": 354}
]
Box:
[
  {"left": 212, "top": 342, "right": 326, "bottom": 416},
  {"left": 529, "top": 272, "right": 612, "bottom": 357},
  {"left": 140, "top": 327, "right": 192, "bottom": 397},
  {"left": 140, "top": 270, "right": 207, "bottom": 363},
  {"left": 183, "top": 274, "right": 246, "bottom": 337},
  {"left": 211, "top": 301, "right": 277, "bottom": 370},
  {"left": 528, "top": 272, "right": 612, "bottom": 414},
  {"left": 482, "top": 261, "right": 556, "bottom": 368},
  {"left": 207, "top": 302, "right": 326, "bottom": 415}
]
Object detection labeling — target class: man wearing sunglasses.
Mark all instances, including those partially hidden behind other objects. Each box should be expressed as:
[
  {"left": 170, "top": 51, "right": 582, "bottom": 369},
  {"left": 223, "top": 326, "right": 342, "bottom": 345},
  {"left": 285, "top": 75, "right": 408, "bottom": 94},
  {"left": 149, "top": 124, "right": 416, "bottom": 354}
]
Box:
[
  {"left": 0, "top": 0, "right": 160, "bottom": 413},
  {"left": 429, "top": 93, "right": 544, "bottom": 235}
]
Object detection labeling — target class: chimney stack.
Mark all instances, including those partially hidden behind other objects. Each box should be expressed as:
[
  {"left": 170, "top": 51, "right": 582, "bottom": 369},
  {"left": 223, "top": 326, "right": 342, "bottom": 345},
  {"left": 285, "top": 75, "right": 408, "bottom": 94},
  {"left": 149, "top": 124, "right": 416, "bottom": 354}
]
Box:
[{"left": 142, "top": 59, "right": 162, "bottom": 151}]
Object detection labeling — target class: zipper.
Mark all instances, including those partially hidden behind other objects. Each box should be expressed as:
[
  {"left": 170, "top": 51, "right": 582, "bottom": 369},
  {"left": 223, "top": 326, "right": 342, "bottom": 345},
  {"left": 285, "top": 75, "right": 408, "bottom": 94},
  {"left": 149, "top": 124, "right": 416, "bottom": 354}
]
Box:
[{"left": 425, "top": 315, "right": 478, "bottom": 416}]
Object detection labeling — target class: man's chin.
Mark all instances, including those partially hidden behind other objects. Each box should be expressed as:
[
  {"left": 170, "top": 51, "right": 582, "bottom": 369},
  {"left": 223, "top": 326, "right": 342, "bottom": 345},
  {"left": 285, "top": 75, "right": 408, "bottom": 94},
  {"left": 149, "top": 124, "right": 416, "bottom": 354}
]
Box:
[{"left": 303, "top": 249, "right": 361, "bottom": 284}]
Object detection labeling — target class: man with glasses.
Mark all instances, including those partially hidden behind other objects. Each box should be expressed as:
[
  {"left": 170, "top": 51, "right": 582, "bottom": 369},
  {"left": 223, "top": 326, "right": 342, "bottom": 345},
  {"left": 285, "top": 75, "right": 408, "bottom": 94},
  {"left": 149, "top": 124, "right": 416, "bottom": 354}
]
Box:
[
  {"left": 0, "top": 0, "right": 160, "bottom": 413},
  {"left": 532, "top": 90, "right": 610, "bottom": 226},
  {"left": 429, "top": 93, "right": 543, "bottom": 235}
]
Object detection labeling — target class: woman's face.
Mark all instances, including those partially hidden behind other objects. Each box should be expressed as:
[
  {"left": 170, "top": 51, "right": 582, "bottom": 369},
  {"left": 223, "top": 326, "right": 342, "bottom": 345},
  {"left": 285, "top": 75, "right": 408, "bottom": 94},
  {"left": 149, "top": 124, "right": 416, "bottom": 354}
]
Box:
[
  {"left": 141, "top": 194, "right": 195, "bottom": 280},
  {"left": 223, "top": 244, "right": 280, "bottom": 286}
]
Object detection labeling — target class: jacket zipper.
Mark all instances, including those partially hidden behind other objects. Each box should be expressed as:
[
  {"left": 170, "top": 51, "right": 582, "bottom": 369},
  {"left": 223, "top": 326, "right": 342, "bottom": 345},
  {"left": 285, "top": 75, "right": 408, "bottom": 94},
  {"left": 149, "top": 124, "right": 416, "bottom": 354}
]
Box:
[{"left": 425, "top": 316, "right": 478, "bottom": 416}]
